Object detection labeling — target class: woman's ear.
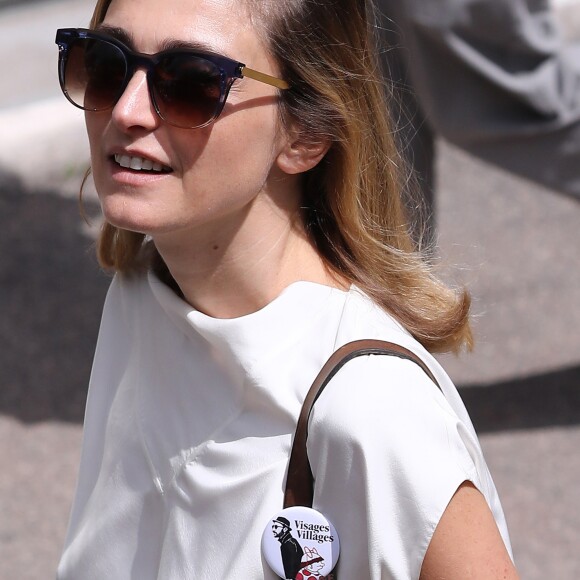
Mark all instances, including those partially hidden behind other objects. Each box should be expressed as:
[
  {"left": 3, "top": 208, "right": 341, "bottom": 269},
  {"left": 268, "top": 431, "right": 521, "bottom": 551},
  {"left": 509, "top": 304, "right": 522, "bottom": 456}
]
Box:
[{"left": 276, "top": 129, "right": 331, "bottom": 175}]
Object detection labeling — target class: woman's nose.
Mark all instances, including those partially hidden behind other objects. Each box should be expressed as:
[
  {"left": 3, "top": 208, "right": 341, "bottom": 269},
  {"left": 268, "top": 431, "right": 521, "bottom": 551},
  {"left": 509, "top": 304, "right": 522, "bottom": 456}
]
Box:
[{"left": 111, "top": 69, "right": 160, "bottom": 131}]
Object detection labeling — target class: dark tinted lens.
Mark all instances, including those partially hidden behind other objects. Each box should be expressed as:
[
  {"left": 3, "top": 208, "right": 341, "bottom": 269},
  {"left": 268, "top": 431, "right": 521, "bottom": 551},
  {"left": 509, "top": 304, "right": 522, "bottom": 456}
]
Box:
[
  {"left": 64, "top": 37, "right": 127, "bottom": 111},
  {"left": 152, "top": 53, "right": 223, "bottom": 128}
]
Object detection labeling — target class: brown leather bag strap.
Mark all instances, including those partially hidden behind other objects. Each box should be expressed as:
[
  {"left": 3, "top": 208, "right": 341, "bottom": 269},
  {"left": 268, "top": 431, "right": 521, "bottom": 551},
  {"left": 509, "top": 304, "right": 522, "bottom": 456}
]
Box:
[{"left": 283, "top": 339, "right": 442, "bottom": 508}]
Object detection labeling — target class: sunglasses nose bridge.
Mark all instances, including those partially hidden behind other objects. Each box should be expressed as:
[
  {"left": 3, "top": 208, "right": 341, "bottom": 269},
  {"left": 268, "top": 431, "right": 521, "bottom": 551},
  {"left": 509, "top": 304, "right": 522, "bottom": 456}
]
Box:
[
  {"left": 108, "top": 56, "right": 160, "bottom": 129},
  {"left": 124, "top": 52, "right": 154, "bottom": 89},
  {"left": 122, "top": 52, "right": 167, "bottom": 120},
  {"left": 114, "top": 50, "right": 155, "bottom": 104}
]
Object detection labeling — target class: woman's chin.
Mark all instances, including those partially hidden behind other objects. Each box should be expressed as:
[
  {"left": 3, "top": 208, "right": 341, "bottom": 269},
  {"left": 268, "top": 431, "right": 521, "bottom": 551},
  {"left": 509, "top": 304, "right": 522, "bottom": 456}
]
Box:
[
  {"left": 101, "top": 207, "right": 157, "bottom": 236},
  {"left": 98, "top": 196, "right": 160, "bottom": 235}
]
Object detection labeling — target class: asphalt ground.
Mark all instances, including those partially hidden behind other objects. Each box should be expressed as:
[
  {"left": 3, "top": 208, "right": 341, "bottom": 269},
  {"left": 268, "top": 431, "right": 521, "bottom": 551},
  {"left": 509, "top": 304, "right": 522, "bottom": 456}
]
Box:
[{"left": 1, "top": 1, "right": 579, "bottom": 578}]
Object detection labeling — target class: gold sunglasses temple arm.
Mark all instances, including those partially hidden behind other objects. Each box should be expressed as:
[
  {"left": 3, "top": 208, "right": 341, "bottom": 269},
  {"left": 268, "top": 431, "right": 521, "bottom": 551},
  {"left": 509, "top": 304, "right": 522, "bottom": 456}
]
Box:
[{"left": 241, "top": 66, "right": 290, "bottom": 90}]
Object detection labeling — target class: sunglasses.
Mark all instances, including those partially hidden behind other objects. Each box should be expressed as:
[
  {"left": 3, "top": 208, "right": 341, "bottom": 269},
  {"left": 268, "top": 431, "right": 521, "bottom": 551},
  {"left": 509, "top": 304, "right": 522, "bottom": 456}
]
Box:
[{"left": 55, "top": 28, "right": 290, "bottom": 129}]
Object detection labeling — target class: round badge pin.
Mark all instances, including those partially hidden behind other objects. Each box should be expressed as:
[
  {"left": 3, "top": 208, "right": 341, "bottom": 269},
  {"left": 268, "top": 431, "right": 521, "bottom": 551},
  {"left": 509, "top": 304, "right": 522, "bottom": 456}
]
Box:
[{"left": 262, "top": 506, "right": 340, "bottom": 579}]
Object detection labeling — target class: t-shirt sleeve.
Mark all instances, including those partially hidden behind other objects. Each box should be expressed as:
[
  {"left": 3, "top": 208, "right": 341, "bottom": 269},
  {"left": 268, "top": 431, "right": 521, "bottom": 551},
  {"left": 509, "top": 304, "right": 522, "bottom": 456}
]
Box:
[{"left": 307, "top": 353, "right": 483, "bottom": 580}]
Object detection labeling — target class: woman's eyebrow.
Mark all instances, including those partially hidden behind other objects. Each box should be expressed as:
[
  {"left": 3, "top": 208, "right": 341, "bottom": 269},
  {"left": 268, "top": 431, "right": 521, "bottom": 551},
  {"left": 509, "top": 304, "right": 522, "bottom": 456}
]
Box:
[
  {"left": 95, "top": 24, "right": 134, "bottom": 48},
  {"left": 94, "top": 24, "right": 227, "bottom": 57},
  {"left": 159, "top": 37, "right": 224, "bottom": 55}
]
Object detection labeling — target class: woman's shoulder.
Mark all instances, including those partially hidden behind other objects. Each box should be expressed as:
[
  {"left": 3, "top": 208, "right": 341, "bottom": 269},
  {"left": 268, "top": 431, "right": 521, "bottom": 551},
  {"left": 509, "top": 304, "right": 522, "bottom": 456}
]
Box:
[
  {"left": 339, "top": 285, "right": 411, "bottom": 337},
  {"left": 305, "top": 335, "right": 483, "bottom": 492},
  {"left": 326, "top": 285, "right": 477, "bottom": 426},
  {"left": 308, "top": 351, "right": 460, "bottom": 446}
]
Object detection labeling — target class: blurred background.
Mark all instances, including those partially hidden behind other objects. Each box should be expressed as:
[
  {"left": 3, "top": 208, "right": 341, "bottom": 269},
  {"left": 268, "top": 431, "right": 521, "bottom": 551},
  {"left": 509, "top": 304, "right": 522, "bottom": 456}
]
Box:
[{"left": 0, "top": 0, "right": 579, "bottom": 578}]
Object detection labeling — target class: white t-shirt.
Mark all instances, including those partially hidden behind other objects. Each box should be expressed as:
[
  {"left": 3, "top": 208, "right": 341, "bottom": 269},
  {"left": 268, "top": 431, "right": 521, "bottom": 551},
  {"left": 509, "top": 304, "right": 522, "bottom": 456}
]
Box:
[{"left": 57, "top": 273, "right": 512, "bottom": 579}]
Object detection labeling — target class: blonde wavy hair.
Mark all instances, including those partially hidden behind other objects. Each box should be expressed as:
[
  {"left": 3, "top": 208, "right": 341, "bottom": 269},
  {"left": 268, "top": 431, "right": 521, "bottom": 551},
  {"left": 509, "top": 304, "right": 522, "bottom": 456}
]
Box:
[{"left": 88, "top": 0, "right": 472, "bottom": 353}]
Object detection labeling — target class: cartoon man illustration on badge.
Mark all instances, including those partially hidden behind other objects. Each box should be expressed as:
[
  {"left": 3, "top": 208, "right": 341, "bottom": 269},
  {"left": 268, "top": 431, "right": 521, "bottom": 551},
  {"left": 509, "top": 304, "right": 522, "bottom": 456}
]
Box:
[{"left": 271, "top": 517, "right": 304, "bottom": 579}]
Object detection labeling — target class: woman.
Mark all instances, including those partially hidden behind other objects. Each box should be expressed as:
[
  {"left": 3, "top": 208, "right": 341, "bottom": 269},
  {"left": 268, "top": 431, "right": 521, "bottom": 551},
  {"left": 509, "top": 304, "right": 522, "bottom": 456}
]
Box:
[{"left": 56, "top": 0, "right": 519, "bottom": 578}]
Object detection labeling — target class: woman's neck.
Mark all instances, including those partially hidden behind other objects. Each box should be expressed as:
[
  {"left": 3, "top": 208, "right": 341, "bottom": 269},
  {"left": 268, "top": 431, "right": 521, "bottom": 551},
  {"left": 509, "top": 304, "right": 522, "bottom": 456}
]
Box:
[{"left": 152, "top": 207, "right": 341, "bottom": 319}]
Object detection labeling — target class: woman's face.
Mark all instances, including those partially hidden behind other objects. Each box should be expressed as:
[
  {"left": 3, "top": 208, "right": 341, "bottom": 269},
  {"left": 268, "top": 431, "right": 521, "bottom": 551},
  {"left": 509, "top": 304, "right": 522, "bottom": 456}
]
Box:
[{"left": 86, "top": 0, "right": 296, "bottom": 244}]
